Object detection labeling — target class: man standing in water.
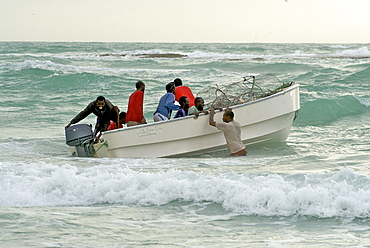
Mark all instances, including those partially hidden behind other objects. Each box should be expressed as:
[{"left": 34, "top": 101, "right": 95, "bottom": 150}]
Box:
[
  {"left": 209, "top": 108, "right": 247, "bottom": 156},
  {"left": 65, "top": 96, "right": 119, "bottom": 136}
]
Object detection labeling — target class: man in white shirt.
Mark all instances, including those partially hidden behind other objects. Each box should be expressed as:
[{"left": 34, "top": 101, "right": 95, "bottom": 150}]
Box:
[{"left": 209, "top": 108, "right": 247, "bottom": 156}]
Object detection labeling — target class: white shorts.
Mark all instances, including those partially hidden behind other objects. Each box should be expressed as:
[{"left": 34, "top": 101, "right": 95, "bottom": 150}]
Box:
[{"left": 153, "top": 112, "right": 168, "bottom": 122}]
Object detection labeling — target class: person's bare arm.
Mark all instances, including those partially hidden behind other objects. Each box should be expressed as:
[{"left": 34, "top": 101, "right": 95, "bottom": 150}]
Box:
[{"left": 209, "top": 109, "right": 216, "bottom": 127}]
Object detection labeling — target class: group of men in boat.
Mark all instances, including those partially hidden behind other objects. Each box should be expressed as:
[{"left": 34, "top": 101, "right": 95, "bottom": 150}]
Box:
[{"left": 65, "top": 78, "right": 246, "bottom": 156}]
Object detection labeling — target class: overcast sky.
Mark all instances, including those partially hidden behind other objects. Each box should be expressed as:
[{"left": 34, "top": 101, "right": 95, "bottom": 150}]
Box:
[{"left": 1, "top": 0, "right": 369, "bottom": 43}]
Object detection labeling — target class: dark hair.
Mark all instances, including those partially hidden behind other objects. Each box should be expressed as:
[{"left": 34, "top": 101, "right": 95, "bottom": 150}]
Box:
[
  {"left": 96, "top": 96, "right": 105, "bottom": 101},
  {"left": 119, "top": 112, "right": 126, "bottom": 119},
  {"left": 179, "top": 96, "right": 188, "bottom": 107},
  {"left": 224, "top": 110, "right": 234, "bottom": 120},
  {"left": 174, "top": 78, "right": 183, "bottom": 86},
  {"left": 194, "top": 97, "right": 204, "bottom": 105},
  {"left": 136, "top": 81, "right": 145, "bottom": 89},
  {"left": 166, "top": 82, "right": 175, "bottom": 92}
]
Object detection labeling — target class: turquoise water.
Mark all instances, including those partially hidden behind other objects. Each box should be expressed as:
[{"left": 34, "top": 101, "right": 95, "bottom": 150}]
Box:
[{"left": 1, "top": 42, "right": 370, "bottom": 247}]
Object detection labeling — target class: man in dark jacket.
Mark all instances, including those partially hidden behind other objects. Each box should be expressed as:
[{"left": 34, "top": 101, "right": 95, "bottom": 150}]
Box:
[{"left": 65, "top": 96, "right": 119, "bottom": 136}]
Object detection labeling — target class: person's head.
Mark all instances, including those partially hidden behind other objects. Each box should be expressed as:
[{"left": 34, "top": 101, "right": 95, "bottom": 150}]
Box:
[
  {"left": 223, "top": 110, "right": 234, "bottom": 123},
  {"left": 194, "top": 97, "right": 205, "bottom": 111},
  {"left": 166, "top": 82, "right": 176, "bottom": 94},
  {"left": 174, "top": 78, "right": 182, "bottom": 87},
  {"left": 119, "top": 112, "right": 127, "bottom": 124},
  {"left": 179, "top": 96, "right": 189, "bottom": 109},
  {"left": 136, "top": 81, "right": 145, "bottom": 92},
  {"left": 96, "top": 96, "right": 106, "bottom": 110}
]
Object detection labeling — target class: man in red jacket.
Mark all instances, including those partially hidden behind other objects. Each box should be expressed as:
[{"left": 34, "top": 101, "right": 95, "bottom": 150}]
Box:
[
  {"left": 126, "top": 81, "right": 147, "bottom": 127},
  {"left": 107, "top": 112, "right": 126, "bottom": 130},
  {"left": 174, "top": 78, "right": 195, "bottom": 107}
]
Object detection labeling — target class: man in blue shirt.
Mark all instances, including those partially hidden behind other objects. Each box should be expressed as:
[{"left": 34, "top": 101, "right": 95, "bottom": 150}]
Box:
[{"left": 153, "top": 82, "right": 180, "bottom": 122}]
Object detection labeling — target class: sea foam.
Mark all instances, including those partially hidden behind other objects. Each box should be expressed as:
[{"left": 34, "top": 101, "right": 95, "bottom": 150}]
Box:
[
  {"left": 355, "top": 96, "right": 370, "bottom": 107},
  {"left": 1, "top": 162, "right": 370, "bottom": 218},
  {"left": 335, "top": 46, "right": 370, "bottom": 56}
]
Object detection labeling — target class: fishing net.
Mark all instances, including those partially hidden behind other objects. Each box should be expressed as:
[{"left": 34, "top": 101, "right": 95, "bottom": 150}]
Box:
[{"left": 196, "top": 73, "right": 294, "bottom": 110}]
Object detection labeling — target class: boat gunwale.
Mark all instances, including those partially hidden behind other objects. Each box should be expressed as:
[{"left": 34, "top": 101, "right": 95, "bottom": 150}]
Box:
[{"left": 102, "top": 83, "right": 300, "bottom": 135}]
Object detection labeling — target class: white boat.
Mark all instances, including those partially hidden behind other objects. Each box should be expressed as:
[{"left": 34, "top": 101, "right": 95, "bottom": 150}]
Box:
[{"left": 89, "top": 81, "right": 300, "bottom": 158}]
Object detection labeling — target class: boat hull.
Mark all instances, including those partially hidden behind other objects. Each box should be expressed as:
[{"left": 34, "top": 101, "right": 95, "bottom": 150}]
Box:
[{"left": 94, "top": 84, "right": 300, "bottom": 158}]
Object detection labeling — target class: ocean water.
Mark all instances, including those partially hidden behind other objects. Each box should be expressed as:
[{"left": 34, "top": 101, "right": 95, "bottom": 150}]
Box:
[{"left": 1, "top": 42, "right": 370, "bottom": 247}]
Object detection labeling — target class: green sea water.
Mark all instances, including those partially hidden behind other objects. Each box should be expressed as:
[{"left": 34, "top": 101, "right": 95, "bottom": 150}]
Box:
[{"left": 1, "top": 42, "right": 370, "bottom": 247}]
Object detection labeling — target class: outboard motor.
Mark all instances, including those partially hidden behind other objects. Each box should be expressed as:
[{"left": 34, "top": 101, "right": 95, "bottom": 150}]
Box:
[{"left": 65, "top": 124, "right": 95, "bottom": 157}]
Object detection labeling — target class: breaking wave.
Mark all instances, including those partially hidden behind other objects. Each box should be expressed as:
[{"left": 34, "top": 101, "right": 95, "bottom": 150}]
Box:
[{"left": 1, "top": 163, "right": 369, "bottom": 218}]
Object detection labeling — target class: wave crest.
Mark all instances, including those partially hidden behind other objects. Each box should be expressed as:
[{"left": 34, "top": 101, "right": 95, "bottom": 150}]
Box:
[{"left": 1, "top": 164, "right": 370, "bottom": 218}]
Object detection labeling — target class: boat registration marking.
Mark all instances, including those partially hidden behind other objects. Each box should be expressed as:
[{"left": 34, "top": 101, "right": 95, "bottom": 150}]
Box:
[{"left": 137, "top": 126, "right": 162, "bottom": 137}]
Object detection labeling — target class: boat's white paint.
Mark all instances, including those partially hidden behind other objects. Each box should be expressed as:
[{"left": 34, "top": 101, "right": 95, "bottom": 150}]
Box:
[{"left": 94, "top": 84, "right": 300, "bottom": 158}]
